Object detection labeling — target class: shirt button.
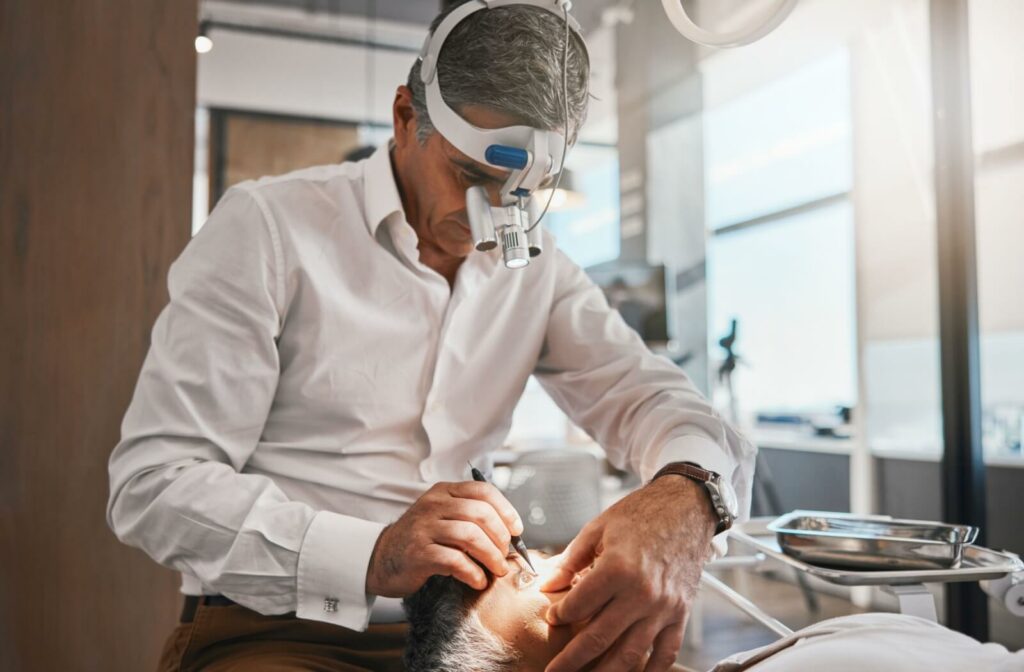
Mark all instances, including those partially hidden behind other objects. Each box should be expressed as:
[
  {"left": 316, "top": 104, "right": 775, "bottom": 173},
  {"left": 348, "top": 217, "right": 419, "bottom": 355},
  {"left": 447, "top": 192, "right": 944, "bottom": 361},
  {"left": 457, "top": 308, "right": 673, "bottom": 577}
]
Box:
[{"left": 420, "top": 461, "right": 436, "bottom": 481}]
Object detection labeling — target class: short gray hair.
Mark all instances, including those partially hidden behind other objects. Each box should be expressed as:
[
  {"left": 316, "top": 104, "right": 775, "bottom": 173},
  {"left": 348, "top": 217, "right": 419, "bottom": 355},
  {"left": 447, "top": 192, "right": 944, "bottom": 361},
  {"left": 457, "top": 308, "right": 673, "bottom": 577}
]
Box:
[
  {"left": 407, "top": 2, "right": 590, "bottom": 145},
  {"left": 402, "top": 575, "right": 521, "bottom": 672}
]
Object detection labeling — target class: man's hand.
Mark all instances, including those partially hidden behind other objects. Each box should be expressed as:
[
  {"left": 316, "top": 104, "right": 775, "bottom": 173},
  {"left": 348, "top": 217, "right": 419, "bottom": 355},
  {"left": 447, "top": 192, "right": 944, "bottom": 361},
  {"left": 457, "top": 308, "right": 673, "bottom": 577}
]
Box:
[
  {"left": 540, "top": 475, "right": 717, "bottom": 672},
  {"left": 365, "top": 480, "right": 524, "bottom": 597}
]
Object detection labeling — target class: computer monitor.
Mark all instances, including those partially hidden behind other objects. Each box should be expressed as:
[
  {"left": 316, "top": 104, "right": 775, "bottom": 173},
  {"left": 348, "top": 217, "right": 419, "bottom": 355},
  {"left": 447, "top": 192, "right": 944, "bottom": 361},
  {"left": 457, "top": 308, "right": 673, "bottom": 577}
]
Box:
[{"left": 585, "top": 262, "right": 670, "bottom": 344}]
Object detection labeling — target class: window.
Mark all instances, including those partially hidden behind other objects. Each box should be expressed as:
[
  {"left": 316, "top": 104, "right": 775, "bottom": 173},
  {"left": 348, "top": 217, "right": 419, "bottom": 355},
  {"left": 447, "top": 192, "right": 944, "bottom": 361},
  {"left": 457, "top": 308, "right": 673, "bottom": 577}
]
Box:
[
  {"left": 704, "top": 50, "right": 852, "bottom": 231},
  {"left": 970, "top": 0, "right": 1024, "bottom": 462},
  {"left": 545, "top": 144, "right": 621, "bottom": 268},
  {"left": 707, "top": 202, "right": 856, "bottom": 414},
  {"left": 704, "top": 49, "right": 857, "bottom": 421}
]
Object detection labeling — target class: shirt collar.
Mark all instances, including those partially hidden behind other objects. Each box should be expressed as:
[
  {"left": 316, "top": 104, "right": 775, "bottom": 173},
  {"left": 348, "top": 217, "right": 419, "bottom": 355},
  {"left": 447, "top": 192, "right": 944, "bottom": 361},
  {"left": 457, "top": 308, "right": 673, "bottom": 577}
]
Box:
[
  {"left": 361, "top": 140, "right": 503, "bottom": 278},
  {"left": 362, "top": 142, "right": 404, "bottom": 237}
]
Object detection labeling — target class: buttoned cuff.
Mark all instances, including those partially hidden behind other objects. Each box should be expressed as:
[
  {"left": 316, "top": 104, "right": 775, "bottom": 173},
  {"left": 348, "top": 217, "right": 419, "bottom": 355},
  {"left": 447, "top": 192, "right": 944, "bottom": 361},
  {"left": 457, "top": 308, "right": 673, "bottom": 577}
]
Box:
[
  {"left": 296, "top": 510, "right": 386, "bottom": 631},
  {"left": 643, "top": 435, "right": 736, "bottom": 559}
]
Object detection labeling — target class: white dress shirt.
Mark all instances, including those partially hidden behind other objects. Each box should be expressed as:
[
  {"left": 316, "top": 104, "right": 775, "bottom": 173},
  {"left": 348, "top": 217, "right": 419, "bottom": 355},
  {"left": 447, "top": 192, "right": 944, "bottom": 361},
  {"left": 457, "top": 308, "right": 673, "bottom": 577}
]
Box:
[{"left": 107, "top": 144, "right": 755, "bottom": 632}]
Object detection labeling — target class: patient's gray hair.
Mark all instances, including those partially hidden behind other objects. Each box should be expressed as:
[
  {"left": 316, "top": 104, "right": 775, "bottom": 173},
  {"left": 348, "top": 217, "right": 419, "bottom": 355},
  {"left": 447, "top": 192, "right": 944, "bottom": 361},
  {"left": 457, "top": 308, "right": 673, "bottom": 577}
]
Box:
[
  {"left": 407, "top": 1, "right": 590, "bottom": 145},
  {"left": 403, "top": 575, "right": 521, "bottom": 672}
]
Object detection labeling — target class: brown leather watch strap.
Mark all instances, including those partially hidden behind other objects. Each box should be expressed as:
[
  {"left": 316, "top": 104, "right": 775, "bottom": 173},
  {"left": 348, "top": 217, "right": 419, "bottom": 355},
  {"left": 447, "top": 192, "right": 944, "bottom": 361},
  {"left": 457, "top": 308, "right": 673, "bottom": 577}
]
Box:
[
  {"left": 650, "top": 461, "right": 733, "bottom": 535},
  {"left": 650, "top": 461, "right": 716, "bottom": 485}
]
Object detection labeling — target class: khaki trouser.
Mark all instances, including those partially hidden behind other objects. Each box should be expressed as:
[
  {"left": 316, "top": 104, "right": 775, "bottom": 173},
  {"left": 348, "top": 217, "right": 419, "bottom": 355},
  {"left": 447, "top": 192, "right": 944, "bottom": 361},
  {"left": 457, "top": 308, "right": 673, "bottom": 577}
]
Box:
[{"left": 158, "top": 598, "right": 407, "bottom": 672}]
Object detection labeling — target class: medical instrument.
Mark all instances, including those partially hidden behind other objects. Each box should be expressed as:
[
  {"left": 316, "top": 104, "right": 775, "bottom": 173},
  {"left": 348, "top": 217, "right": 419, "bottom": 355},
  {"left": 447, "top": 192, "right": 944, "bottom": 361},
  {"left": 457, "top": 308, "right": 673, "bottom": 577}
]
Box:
[
  {"left": 660, "top": 0, "right": 798, "bottom": 48},
  {"left": 769, "top": 511, "right": 979, "bottom": 571},
  {"left": 690, "top": 515, "right": 1023, "bottom": 646},
  {"left": 417, "top": 0, "right": 587, "bottom": 269},
  {"left": 699, "top": 571, "right": 794, "bottom": 637},
  {"left": 469, "top": 464, "right": 538, "bottom": 574},
  {"left": 729, "top": 515, "right": 1023, "bottom": 623}
]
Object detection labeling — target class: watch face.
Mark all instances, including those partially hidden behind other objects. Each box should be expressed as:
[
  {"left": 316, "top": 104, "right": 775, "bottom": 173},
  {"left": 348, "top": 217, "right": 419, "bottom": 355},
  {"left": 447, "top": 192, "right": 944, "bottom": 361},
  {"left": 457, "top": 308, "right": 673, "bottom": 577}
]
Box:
[{"left": 718, "top": 479, "right": 739, "bottom": 518}]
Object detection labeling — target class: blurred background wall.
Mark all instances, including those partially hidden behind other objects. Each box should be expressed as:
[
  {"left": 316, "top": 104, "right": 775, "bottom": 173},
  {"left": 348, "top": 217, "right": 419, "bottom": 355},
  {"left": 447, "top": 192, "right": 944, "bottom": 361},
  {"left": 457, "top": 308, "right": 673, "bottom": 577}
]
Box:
[{"left": 0, "top": 1, "right": 198, "bottom": 669}]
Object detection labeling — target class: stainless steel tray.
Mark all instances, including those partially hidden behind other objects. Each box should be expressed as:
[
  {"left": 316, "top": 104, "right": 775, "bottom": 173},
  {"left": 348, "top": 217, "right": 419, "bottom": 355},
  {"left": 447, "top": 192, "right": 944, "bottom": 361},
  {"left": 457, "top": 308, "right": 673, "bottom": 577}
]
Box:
[
  {"left": 768, "top": 511, "right": 978, "bottom": 570},
  {"left": 730, "top": 516, "right": 1023, "bottom": 587}
]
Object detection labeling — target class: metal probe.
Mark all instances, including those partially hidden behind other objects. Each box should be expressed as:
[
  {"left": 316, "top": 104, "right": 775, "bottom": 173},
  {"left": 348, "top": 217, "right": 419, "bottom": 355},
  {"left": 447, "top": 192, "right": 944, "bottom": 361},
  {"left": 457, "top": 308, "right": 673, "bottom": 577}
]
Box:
[{"left": 468, "top": 463, "right": 537, "bottom": 574}]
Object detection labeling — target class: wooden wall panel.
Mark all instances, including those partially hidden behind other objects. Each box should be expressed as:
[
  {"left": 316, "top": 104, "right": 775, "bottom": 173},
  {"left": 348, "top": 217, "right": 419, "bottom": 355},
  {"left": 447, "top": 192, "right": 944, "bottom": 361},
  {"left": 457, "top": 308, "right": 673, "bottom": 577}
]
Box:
[
  {"left": 209, "top": 110, "right": 360, "bottom": 206},
  {"left": 1, "top": 0, "right": 197, "bottom": 669},
  {"left": 225, "top": 113, "right": 360, "bottom": 187}
]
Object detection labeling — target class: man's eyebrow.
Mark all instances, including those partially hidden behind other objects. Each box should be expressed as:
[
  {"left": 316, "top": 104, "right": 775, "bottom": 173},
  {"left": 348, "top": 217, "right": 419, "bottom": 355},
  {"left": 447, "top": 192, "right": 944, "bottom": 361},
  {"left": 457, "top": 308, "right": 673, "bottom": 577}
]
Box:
[{"left": 451, "top": 158, "right": 507, "bottom": 184}]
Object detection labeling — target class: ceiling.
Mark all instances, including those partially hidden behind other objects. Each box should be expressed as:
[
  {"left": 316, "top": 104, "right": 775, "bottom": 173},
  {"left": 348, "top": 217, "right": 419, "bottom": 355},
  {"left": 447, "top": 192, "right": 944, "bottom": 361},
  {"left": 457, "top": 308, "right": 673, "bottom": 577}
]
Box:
[{"left": 212, "top": 0, "right": 620, "bottom": 33}]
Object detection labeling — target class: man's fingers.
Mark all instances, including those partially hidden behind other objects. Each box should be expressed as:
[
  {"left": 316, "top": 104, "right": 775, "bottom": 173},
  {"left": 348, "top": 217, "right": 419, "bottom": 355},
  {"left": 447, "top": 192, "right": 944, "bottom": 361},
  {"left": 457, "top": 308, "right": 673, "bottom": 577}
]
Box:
[
  {"left": 426, "top": 544, "right": 488, "bottom": 590},
  {"left": 433, "top": 520, "right": 510, "bottom": 578},
  {"left": 540, "top": 522, "right": 602, "bottom": 593},
  {"left": 546, "top": 560, "right": 615, "bottom": 625},
  {"left": 544, "top": 604, "right": 632, "bottom": 672},
  {"left": 643, "top": 622, "right": 686, "bottom": 672},
  {"left": 440, "top": 497, "right": 513, "bottom": 553},
  {"left": 447, "top": 480, "right": 524, "bottom": 535},
  {"left": 593, "top": 616, "right": 664, "bottom": 672}
]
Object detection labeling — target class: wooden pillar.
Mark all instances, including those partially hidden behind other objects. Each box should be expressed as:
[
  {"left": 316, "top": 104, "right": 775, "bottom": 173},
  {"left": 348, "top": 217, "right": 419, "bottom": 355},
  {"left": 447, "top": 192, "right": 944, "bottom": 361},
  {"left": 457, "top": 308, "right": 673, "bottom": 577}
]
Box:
[{"left": 0, "top": 1, "right": 197, "bottom": 669}]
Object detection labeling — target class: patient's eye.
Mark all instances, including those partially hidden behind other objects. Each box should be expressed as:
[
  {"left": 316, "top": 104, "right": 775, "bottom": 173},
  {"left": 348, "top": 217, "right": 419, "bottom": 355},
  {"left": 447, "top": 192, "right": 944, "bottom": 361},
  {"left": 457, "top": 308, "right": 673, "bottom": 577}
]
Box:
[{"left": 514, "top": 570, "right": 536, "bottom": 591}]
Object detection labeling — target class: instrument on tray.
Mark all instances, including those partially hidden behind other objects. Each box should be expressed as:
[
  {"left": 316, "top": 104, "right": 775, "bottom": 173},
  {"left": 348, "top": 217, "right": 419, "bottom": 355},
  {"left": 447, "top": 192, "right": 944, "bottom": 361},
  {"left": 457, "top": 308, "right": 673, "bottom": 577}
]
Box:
[{"left": 768, "top": 511, "right": 979, "bottom": 571}]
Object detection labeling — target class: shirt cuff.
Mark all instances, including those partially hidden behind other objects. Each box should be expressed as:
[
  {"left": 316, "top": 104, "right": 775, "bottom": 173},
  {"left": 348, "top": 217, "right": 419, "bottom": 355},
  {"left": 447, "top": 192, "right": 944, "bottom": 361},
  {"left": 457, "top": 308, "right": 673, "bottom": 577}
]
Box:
[
  {"left": 296, "top": 510, "right": 386, "bottom": 631},
  {"left": 643, "top": 435, "right": 736, "bottom": 559},
  {"left": 642, "top": 434, "right": 735, "bottom": 483}
]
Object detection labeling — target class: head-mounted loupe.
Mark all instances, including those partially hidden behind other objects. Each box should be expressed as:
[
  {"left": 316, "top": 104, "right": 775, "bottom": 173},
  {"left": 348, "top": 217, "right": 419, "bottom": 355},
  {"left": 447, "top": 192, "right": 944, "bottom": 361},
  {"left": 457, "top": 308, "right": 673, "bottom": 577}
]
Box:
[{"left": 417, "top": 0, "right": 585, "bottom": 269}]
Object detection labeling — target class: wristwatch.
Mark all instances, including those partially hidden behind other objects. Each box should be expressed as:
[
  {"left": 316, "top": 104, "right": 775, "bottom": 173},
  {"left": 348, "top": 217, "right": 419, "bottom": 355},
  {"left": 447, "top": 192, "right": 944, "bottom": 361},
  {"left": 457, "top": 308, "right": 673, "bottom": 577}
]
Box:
[{"left": 650, "top": 462, "right": 739, "bottom": 535}]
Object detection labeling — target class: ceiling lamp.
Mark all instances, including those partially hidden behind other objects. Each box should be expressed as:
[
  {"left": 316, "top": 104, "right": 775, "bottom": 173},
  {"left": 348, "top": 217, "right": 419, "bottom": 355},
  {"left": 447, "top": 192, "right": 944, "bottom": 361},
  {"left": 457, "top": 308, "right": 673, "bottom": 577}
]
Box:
[{"left": 661, "top": 0, "right": 797, "bottom": 48}]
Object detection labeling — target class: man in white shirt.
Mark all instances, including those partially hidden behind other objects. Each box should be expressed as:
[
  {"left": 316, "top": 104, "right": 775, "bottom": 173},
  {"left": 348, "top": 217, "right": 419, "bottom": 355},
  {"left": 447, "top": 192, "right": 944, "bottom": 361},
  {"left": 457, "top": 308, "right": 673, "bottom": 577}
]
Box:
[{"left": 107, "top": 3, "right": 755, "bottom": 671}]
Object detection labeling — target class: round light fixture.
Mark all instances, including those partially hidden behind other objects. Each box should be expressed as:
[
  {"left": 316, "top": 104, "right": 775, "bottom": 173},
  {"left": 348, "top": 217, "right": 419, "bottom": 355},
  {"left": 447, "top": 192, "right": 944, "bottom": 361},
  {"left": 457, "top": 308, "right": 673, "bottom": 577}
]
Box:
[
  {"left": 195, "top": 22, "right": 213, "bottom": 54},
  {"left": 660, "top": 0, "right": 797, "bottom": 48}
]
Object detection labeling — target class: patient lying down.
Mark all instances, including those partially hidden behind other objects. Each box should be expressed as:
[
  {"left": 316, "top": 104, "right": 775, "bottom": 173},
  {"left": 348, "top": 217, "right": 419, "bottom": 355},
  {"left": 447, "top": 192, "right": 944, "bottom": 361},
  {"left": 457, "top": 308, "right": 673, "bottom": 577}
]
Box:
[
  {"left": 402, "top": 550, "right": 1024, "bottom": 672},
  {"left": 402, "top": 550, "right": 655, "bottom": 672}
]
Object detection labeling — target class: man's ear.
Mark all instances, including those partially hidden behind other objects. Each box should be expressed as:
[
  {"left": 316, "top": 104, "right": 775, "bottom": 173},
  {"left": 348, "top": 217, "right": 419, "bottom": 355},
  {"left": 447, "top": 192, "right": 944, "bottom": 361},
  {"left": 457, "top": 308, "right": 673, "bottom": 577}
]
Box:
[{"left": 393, "top": 85, "right": 418, "bottom": 150}]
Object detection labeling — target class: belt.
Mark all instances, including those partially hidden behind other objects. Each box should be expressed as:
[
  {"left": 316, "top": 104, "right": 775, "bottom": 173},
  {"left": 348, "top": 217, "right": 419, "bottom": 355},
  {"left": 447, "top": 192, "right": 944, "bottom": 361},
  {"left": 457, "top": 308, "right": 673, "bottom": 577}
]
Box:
[{"left": 180, "top": 595, "right": 238, "bottom": 623}]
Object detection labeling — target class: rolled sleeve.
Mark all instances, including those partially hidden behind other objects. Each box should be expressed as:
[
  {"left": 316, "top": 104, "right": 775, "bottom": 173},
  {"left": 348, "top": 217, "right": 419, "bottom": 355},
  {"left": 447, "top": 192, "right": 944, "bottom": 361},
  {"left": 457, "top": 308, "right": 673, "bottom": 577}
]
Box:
[{"left": 296, "top": 511, "right": 387, "bottom": 630}]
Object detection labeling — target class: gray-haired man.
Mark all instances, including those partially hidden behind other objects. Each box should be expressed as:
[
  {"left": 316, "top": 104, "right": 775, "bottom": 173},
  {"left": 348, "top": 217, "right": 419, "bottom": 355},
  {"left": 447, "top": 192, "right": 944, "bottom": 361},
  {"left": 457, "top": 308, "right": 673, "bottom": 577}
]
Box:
[
  {"left": 401, "top": 555, "right": 1024, "bottom": 672},
  {"left": 107, "top": 2, "right": 754, "bottom": 671}
]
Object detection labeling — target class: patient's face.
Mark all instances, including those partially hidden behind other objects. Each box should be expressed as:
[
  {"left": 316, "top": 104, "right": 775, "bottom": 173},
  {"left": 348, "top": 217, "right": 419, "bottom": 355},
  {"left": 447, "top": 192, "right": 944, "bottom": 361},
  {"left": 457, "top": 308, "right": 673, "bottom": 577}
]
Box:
[{"left": 471, "top": 550, "right": 595, "bottom": 672}]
